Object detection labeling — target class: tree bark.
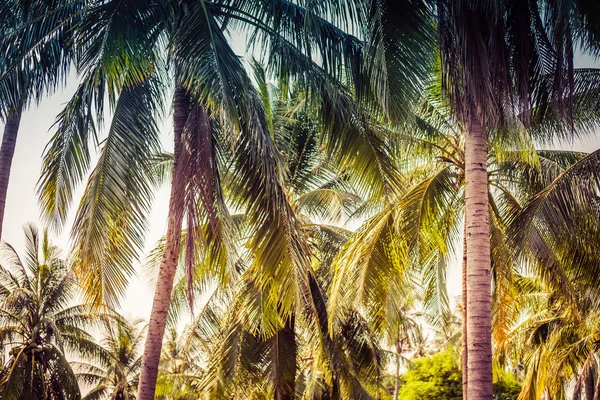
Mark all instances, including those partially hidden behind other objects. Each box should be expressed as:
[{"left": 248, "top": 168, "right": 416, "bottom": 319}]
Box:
[
  {"left": 464, "top": 117, "right": 493, "bottom": 400},
  {"left": 0, "top": 108, "right": 23, "bottom": 240},
  {"left": 461, "top": 223, "right": 468, "bottom": 400},
  {"left": 137, "top": 87, "right": 190, "bottom": 400}
]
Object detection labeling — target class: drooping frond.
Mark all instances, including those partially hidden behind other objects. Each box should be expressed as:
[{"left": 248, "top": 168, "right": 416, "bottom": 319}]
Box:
[
  {"left": 172, "top": 1, "right": 313, "bottom": 323},
  {"left": 38, "top": 0, "right": 168, "bottom": 230},
  {"left": 363, "top": 0, "right": 436, "bottom": 122},
  {"left": 38, "top": 72, "right": 102, "bottom": 229},
  {"left": 508, "top": 149, "right": 600, "bottom": 301},
  {"left": 69, "top": 79, "right": 163, "bottom": 307},
  {"left": 329, "top": 204, "right": 408, "bottom": 333}
]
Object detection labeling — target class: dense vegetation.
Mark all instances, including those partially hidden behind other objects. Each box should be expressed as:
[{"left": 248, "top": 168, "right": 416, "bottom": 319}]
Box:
[{"left": 2, "top": 0, "right": 600, "bottom": 399}]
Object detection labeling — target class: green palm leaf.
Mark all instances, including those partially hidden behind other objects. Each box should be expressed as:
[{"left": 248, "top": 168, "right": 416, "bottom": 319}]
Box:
[{"left": 69, "top": 79, "right": 163, "bottom": 307}]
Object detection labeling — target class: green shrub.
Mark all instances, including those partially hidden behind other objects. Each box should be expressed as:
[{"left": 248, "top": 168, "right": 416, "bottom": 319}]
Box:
[
  {"left": 493, "top": 372, "right": 522, "bottom": 400},
  {"left": 398, "top": 348, "right": 462, "bottom": 400},
  {"left": 397, "top": 348, "right": 521, "bottom": 400}
]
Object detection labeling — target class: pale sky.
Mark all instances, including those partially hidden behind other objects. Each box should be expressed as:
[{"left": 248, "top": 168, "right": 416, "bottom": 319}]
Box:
[{"left": 1, "top": 43, "right": 599, "bottom": 324}]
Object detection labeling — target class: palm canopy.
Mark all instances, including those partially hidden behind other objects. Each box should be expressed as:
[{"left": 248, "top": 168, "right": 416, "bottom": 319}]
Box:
[
  {"left": 436, "top": 0, "right": 600, "bottom": 126},
  {"left": 494, "top": 134, "right": 600, "bottom": 399},
  {"left": 0, "top": 0, "right": 78, "bottom": 116},
  {"left": 25, "top": 0, "right": 433, "bottom": 311},
  {"left": 498, "top": 275, "right": 600, "bottom": 400},
  {"left": 144, "top": 75, "right": 391, "bottom": 398},
  {"left": 0, "top": 224, "right": 105, "bottom": 400},
  {"left": 161, "top": 256, "right": 387, "bottom": 399},
  {"left": 328, "top": 77, "right": 600, "bottom": 346},
  {"left": 507, "top": 147, "right": 600, "bottom": 302},
  {"left": 498, "top": 211, "right": 600, "bottom": 400}
]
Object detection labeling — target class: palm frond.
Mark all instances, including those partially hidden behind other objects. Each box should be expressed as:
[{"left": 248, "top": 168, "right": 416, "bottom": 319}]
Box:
[{"left": 69, "top": 78, "right": 163, "bottom": 307}]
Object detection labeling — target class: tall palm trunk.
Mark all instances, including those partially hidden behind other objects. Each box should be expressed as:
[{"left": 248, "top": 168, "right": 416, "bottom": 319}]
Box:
[
  {"left": 138, "top": 87, "right": 190, "bottom": 400},
  {"left": 0, "top": 107, "right": 23, "bottom": 239},
  {"left": 464, "top": 118, "right": 492, "bottom": 399},
  {"left": 461, "top": 225, "right": 468, "bottom": 400}
]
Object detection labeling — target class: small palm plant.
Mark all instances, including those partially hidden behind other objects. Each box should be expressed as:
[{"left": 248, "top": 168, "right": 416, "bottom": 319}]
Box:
[
  {"left": 77, "top": 318, "right": 145, "bottom": 400},
  {"left": 0, "top": 224, "right": 103, "bottom": 400},
  {"left": 154, "top": 327, "right": 203, "bottom": 400}
]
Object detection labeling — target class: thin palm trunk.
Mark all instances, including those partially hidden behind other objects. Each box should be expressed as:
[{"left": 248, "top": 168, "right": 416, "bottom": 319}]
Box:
[
  {"left": 461, "top": 224, "right": 468, "bottom": 400},
  {"left": 307, "top": 273, "right": 340, "bottom": 400},
  {"left": 591, "top": 361, "right": 600, "bottom": 400},
  {"left": 274, "top": 317, "right": 296, "bottom": 400},
  {"left": 393, "top": 339, "right": 403, "bottom": 400},
  {"left": 138, "top": 87, "right": 190, "bottom": 400},
  {"left": 0, "top": 107, "right": 23, "bottom": 239},
  {"left": 464, "top": 117, "right": 492, "bottom": 399}
]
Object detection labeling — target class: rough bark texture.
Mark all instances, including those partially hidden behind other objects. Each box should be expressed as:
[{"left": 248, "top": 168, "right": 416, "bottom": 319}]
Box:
[
  {"left": 0, "top": 108, "right": 22, "bottom": 239},
  {"left": 464, "top": 118, "right": 493, "bottom": 400},
  {"left": 461, "top": 225, "right": 468, "bottom": 400},
  {"left": 138, "top": 87, "right": 190, "bottom": 400}
]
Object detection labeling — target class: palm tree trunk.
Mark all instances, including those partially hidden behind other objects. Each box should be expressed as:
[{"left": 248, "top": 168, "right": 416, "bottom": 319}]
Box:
[
  {"left": 464, "top": 117, "right": 493, "bottom": 400},
  {"left": 586, "top": 365, "right": 595, "bottom": 400},
  {"left": 274, "top": 317, "right": 296, "bottom": 400},
  {"left": 307, "top": 273, "right": 340, "bottom": 400},
  {"left": 461, "top": 224, "right": 468, "bottom": 400},
  {"left": 138, "top": 87, "right": 190, "bottom": 400},
  {"left": 0, "top": 107, "right": 23, "bottom": 239},
  {"left": 393, "top": 339, "right": 403, "bottom": 400},
  {"left": 593, "top": 375, "right": 600, "bottom": 400}
]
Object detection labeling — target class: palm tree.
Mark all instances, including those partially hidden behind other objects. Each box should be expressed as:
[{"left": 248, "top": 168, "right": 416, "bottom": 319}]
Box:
[
  {"left": 384, "top": 296, "right": 423, "bottom": 400},
  {"left": 177, "top": 280, "right": 386, "bottom": 399},
  {"left": 434, "top": 2, "right": 600, "bottom": 397},
  {"left": 154, "top": 328, "right": 202, "bottom": 400},
  {"left": 497, "top": 276, "right": 576, "bottom": 399},
  {"left": 30, "top": 1, "right": 435, "bottom": 397},
  {"left": 498, "top": 271, "right": 600, "bottom": 399},
  {"left": 496, "top": 139, "right": 600, "bottom": 399},
  {"left": 328, "top": 78, "right": 600, "bottom": 398},
  {"left": 0, "top": 0, "right": 79, "bottom": 238},
  {"left": 226, "top": 68, "right": 401, "bottom": 398},
  {"left": 0, "top": 224, "right": 104, "bottom": 399},
  {"left": 76, "top": 318, "right": 145, "bottom": 400},
  {"left": 144, "top": 69, "right": 394, "bottom": 398}
]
